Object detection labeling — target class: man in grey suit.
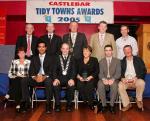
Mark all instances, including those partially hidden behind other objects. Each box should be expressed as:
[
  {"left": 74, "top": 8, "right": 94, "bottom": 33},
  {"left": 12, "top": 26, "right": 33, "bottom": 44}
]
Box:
[
  {"left": 90, "top": 21, "right": 117, "bottom": 61},
  {"left": 96, "top": 45, "right": 121, "bottom": 114}
]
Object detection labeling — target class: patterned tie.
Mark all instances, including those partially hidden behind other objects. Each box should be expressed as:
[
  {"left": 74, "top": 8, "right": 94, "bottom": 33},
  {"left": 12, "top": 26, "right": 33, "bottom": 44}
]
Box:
[{"left": 26, "top": 36, "right": 31, "bottom": 57}]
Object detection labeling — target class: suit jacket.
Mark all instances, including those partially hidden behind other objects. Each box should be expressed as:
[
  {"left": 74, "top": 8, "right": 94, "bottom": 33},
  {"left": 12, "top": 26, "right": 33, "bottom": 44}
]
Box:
[
  {"left": 15, "top": 35, "right": 38, "bottom": 58},
  {"left": 63, "top": 32, "right": 87, "bottom": 60},
  {"left": 53, "top": 55, "right": 76, "bottom": 81},
  {"left": 90, "top": 32, "right": 117, "bottom": 61},
  {"left": 29, "top": 54, "right": 53, "bottom": 77},
  {"left": 40, "top": 34, "right": 62, "bottom": 56},
  {"left": 99, "top": 57, "right": 121, "bottom": 81},
  {"left": 121, "top": 56, "right": 147, "bottom": 80}
]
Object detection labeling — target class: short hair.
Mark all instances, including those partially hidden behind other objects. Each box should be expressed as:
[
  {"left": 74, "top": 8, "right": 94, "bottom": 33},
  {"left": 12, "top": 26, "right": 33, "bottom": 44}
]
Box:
[
  {"left": 123, "top": 45, "right": 132, "bottom": 50},
  {"left": 70, "top": 21, "right": 78, "bottom": 24},
  {"left": 83, "top": 45, "right": 92, "bottom": 53},
  {"left": 121, "top": 25, "right": 129, "bottom": 30},
  {"left": 104, "top": 44, "right": 113, "bottom": 50},
  {"left": 18, "top": 47, "right": 25, "bottom": 53},
  {"left": 37, "top": 39, "right": 47, "bottom": 47},
  {"left": 99, "top": 21, "right": 107, "bottom": 25},
  {"left": 25, "top": 23, "right": 34, "bottom": 28},
  {"left": 61, "top": 42, "right": 70, "bottom": 48}
]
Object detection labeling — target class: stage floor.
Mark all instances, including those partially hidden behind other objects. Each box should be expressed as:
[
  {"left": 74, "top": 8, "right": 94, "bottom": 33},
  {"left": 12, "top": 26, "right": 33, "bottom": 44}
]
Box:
[{"left": 0, "top": 98, "right": 150, "bottom": 121}]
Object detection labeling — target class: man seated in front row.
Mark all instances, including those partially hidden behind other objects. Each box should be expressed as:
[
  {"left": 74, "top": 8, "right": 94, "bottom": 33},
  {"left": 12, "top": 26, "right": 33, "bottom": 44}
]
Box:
[
  {"left": 118, "top": 45, "right": 147, "bottom": 111},
  {"left": 53, "top": 42, "right": 76, "bottom": 112},
  {"left": 96, "top": 45, "right": 121, "bottom": 114},
  {"left": 29, "top": 40, "right": 53, "bottom": 113}
]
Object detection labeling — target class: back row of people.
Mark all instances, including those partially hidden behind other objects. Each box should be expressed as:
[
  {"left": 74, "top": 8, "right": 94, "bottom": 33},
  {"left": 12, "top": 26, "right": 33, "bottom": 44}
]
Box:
[{"left": 15, "top": 21, "right": 138, "bottom": 61}]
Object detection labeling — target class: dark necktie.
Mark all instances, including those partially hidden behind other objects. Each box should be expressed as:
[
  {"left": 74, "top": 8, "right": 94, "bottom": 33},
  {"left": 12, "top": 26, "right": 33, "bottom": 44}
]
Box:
[{"left": 49, "top": 35, "right": 51, "bottom": 44}]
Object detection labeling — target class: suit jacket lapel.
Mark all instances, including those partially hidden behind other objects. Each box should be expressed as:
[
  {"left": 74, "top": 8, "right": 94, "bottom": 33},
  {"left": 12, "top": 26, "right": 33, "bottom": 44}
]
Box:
[
  {"left": 24, "top": 36, "right": 27, "bottom": 50},
  {"left": 109, "top": 57, "right": 114, "bottom": 76},
  {"left": 74, "top": 33, "right": 79, "bottom": 48},
  {"left": 96, "top": 33, "right": 101, "bottom": 47}
]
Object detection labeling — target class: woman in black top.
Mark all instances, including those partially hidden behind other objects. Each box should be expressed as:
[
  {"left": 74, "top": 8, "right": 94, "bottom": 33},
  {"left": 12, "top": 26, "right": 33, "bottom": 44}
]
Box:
[{"left": 77, "top": 45, "right": 99, "bottom": 110}]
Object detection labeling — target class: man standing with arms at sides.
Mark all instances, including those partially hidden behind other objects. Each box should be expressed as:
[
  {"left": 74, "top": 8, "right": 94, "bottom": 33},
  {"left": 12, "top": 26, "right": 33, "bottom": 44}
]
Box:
[
  {"left": 116, "top": 25, "right": 138, "bottom": 60},
  {"left": 15, "top": 23, "right": 38, "bottom": 59},
  {"left": 63, "top": 21, "right": 87, "bottom": 61},
  {"left": 40, "top": 23, "right": 62, "bottom": 57},
  {"left": 90, "top": 21, "right": 117, "bottom": 61}
]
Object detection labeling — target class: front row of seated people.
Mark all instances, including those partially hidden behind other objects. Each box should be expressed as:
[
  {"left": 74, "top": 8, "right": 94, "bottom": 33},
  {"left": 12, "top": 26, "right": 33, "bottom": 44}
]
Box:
[{"left": 4, "top": 40, "right": 146, "bottom": 114}]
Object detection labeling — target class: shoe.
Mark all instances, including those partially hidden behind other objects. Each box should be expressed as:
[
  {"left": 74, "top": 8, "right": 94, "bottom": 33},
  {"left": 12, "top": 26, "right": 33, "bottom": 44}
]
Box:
[
  {"left": 110, "top": 106, "right": 116, "bottom": 114},
  {"left": 46, "top": 102, "right": 52, "bottom": 114},
  {"left": 100, "top": 106, "right": 107, "bottom": 113},
  {"left": 16, "top": 105, "right": 21, "bottom": 113},
  {"left": 89, "top": 105, "right": 95, "bottom": 110},
  {"left": 94, "top": 103, "right": 101, "bottom": 114},
  {"left": 55, "top": 105, "right": 61, "bottom": 112},
  {"left": 121, "top": 103, "right": 132, "bottom": 112},
  {"left": 21, "top": 102, "right": 30, "bottom": 113},
  {"left": 66, "top": 105, "right": 72, "bottom": 112},
  {"left": 2, "top": 98, "right": 8, "bottom": 105},
  {"left": 136, "top": 100, "right": 144, "bottom": 111}
]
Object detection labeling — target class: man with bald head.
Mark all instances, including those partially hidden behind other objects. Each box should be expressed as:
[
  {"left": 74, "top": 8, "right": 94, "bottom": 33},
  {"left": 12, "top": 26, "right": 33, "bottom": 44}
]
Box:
[
  {"left": 40, "top": 23, "right": 62, "bottom": 56},
  {"left": 63, "top": 21, "right": 87, "bottom": 60},
  {"left": 15, "top": 23, "right": 38, "bottom": 59}
]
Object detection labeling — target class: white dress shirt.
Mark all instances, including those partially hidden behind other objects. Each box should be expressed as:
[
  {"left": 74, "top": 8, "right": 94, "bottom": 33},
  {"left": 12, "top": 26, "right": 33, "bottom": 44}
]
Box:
[
  {"left": 48, "top": 33, "right": 53, "bottom": 39},
  {"left": 125, "top": 58, "right": 136, "bottom": 78},
  {"left": 38, "top": 53, "right": 46, "bottom": 75},
  {"left": 116, "top": 35, "right": 138, "bottom": 59},
  {"left": 71, "top": 32, "right": 77, "bottom": 47}
]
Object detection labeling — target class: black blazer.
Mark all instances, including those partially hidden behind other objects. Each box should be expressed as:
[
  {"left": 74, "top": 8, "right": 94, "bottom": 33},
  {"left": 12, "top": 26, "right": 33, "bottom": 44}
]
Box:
[
  {"left": 29, "top": 54, "right": 53, "bottom": 77},
  {"left": 53, "top": 55, "right": 76, "bottom": 81},
  {"left": 77, "top": 57, "right": 99, "bottom": 79},
  {"left": 121, "top": 56, "right": 147, "bottom": 79},
  {"left": 40, "top": 34, "right": 62, "bottom": 56},
  {"left": 63, "top": 32, "right": 87, "bottom": 60},
  {"left": 15, "top": 35, "right": 38, "bottom": 58}
]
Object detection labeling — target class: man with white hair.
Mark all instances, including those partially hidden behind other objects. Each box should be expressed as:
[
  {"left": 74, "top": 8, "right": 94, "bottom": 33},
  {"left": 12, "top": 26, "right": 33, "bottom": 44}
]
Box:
[{"left": 15, "top": 23, "right": 38, "bottom": 59}]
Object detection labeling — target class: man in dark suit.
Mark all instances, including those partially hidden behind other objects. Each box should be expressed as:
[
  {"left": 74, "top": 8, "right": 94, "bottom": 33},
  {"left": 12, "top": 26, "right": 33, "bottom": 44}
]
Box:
[
  {"left": 15, "top": 23, "right": 38, "bottom": 59},
  {"left": 118, "top": 45, "right": 147, "bottom": 112},
  {"left": 96, "top": 45, "right": 121, "bottom": 114},
  {"left": 53, "top": 42, "right": 76, "bottom": 112},
  {"left": 63, "top": 22, "right": 87, "bottom": 60},
  {"left": 40, "top": 23, "right": 62, "bottom": 56},
  {"left": 29, "top": 40, "right": 53, "bottom": 113}
]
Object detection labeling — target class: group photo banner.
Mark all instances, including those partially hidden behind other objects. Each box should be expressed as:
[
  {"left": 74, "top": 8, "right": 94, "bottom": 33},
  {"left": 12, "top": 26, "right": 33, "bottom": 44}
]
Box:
[{"left": 26, "top": 0, "right": 114, "bottom": 24}]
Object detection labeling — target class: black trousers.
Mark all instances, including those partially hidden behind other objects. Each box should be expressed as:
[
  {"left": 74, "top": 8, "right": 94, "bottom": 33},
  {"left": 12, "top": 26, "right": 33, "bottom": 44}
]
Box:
[
  {"left": 77, "top": 80, "right": 95, "bottom": 106},
  {"left": 53, "top": 76, "right": 75, "bottom": 106},
  {"left": 29, "top": 77, "right": 53, "bottom": 103},
  {"left": 8, "top": 77, "right": 29, "bottom": 104}
]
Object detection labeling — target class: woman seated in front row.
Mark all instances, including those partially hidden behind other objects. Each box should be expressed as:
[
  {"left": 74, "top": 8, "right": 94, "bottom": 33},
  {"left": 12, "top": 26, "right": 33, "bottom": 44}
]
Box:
[
  {"left": 77, "top": 45, "right": 99, "bottom": 110},
  {"left": 3, "top": 47, "right": 30, "bottom": 113}
]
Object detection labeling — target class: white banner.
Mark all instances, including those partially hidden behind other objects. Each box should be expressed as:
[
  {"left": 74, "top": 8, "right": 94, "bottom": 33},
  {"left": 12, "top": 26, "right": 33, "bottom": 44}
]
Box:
[{"left": 26, "top": 0, "right": 114, "bottom": 24}]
